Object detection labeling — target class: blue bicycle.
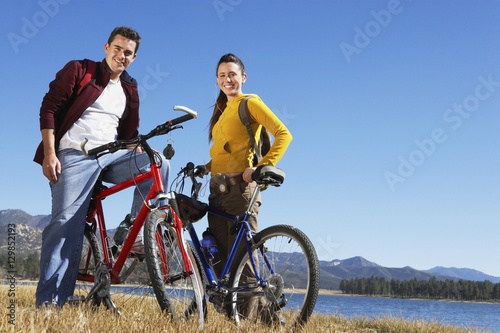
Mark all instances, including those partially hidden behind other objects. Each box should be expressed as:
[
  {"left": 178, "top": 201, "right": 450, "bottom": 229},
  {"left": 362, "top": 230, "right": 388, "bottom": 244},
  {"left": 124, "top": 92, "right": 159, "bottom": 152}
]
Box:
[{"left": 143, "top": 162, "right": 320, "bottom": 328}]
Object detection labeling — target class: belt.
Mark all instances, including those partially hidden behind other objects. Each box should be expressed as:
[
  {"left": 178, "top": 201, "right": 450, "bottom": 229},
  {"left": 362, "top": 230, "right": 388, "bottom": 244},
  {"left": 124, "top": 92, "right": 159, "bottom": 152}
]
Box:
[
  {"left": 226, "top": 174, "right": 244, "bottom": 187},
  {"left": 210, "top": 173, "right": 245, "bottom": 195}
]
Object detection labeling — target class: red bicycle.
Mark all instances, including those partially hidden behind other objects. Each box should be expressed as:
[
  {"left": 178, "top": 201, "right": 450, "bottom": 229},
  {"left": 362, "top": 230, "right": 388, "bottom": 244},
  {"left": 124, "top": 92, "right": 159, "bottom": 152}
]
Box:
[{"left": 76, "top": 106, "right": 205, "bottom": 325}]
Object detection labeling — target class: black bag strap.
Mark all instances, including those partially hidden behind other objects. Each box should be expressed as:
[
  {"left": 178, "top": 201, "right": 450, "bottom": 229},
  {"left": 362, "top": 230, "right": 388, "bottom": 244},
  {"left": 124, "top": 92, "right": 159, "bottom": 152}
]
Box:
[{"left": 238, "top": 96, "right": 262, "bottom": 162}]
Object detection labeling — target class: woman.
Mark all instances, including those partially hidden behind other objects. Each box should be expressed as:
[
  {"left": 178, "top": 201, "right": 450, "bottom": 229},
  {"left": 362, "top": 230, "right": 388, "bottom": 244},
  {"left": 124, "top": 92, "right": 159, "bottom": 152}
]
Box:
[{"left": 199, "top": 53, "right": 292, "bottom": 320}]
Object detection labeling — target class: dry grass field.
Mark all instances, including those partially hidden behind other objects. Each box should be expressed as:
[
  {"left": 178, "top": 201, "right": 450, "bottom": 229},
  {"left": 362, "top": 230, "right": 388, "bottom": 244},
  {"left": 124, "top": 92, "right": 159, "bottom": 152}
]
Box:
[{"left": 0, "top": 285, "right": 489, "bottom": 333}]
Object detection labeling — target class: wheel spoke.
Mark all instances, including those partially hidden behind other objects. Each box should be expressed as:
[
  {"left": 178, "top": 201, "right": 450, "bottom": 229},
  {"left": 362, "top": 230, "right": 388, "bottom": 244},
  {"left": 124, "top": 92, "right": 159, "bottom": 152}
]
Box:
[{"left": 229, "top": 225, "right": 319, "bottom": 328}]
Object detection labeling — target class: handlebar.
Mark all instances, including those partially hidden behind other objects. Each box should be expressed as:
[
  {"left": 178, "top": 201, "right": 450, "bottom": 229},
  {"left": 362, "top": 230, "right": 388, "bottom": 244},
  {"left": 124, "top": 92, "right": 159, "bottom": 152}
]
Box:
[
  {"left": 81, "top": 106, "right": 198, "bottom": 157},
  {"left": 176, "top": 162, "right": 285, "bottom": 200}
]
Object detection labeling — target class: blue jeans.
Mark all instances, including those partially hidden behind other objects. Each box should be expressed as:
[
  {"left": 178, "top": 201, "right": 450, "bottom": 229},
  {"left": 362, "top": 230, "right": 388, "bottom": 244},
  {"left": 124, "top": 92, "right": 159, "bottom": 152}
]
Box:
[{"left": 35, "top": 148, "right": 169, "bottom": 307}]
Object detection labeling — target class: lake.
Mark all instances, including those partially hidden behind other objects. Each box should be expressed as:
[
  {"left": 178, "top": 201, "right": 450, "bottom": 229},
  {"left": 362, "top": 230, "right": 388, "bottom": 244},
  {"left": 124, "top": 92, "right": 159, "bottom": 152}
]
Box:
[{"left": 308, "top": 294, "right": 500, "bottom": 333}]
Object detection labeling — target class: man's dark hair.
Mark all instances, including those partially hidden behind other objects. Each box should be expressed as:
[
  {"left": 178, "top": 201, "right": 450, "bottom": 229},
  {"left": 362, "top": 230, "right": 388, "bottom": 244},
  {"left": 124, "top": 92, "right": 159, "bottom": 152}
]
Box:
[{"left": 108, "top": 26, "right": 141, "bottom": 53}]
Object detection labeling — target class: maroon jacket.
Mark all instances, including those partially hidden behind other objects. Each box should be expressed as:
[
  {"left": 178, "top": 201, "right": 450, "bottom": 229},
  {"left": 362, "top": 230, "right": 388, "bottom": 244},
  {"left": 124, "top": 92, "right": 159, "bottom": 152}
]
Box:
[{"left": 33, "top": 58, "right": 140, "bottom": 165}]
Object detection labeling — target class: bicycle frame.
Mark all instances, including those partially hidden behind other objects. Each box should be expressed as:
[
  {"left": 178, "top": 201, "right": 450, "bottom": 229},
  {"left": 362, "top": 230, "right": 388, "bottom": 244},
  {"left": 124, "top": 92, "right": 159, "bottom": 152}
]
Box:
[
  {"left": 75, "top": 106, "right": 218, "bottom": 319},
  {"left": 183, "top": 182, "right": 269, "bottom": 291},
  {"left": 80, "top": 144, "right": 168, "bottom": 284}
]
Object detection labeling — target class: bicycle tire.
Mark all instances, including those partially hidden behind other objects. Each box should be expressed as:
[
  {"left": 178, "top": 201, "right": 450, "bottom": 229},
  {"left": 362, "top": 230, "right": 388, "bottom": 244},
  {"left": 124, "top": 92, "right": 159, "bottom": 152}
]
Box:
[
  {"left": 78, "top": 226, "right": 104, "bottom": 280},
  {"left": 77, "top": 224, "right": 142, "bottom": 283},
  {"left": 76, "top": 225, "right": 105, "bottom": 306},
  {"left": 76, "top": 222, "right": 171, "bottom": 313},
  {"left": 228, "top": 224, "right": 320, "bottom": 328},
  {"left": 144, "top": 209, "right": 205, "bottom": 328}
]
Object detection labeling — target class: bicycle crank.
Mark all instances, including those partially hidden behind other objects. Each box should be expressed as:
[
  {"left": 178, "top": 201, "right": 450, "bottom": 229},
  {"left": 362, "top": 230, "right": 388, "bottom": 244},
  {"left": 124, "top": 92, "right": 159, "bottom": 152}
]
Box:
[
  {"left": 85, "top": 262, "right": 121, "bottom": 315},
  {"left": 264, "top": 273, "right": 284, "bottom": 302}
]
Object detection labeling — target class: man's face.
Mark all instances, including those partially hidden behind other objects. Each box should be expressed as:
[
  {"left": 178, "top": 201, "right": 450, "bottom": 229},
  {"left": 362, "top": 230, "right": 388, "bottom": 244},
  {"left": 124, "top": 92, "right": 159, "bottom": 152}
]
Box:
[{"left": 104, "top": 34, "right": 137, "bottom": 77}]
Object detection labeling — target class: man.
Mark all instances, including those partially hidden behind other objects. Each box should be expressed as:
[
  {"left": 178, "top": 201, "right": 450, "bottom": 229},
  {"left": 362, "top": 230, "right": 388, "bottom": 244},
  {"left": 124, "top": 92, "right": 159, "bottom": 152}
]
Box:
[{"left": 33, "top": 26, "right": 169, "bottom": 307}]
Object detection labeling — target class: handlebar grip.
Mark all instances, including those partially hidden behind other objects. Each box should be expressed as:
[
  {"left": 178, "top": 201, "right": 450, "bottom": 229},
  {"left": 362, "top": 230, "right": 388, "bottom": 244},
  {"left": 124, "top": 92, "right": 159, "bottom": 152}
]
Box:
[
  {"left": 177, "top": 161, "right": 195, "bottom": 176},
  {"left": 88, "top": 142, "right": 113, "bottom": 156},
  {"left": 170, "top": 106, "right": 197, "bottom": 126},
  {"left": 173, "top": 105, "right": 197, "bottom": 118},
  {"left": 170, "top": 113, "right": 196, "bottom": 126}
]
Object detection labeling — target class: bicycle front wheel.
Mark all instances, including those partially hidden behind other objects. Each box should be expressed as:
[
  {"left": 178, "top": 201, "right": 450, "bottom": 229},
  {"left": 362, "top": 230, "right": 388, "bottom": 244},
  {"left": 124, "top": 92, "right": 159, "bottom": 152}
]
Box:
[
  {"left": 144, "top": 209, "right": 205, "bottom": 329},
  {"left": 228, "top": 224, "right": 320, "bottom": 328}
]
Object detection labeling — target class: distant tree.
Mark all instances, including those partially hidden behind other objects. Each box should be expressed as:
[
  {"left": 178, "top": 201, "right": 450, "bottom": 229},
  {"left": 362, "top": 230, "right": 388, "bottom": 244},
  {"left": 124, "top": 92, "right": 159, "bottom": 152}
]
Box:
[
  {"left": 23, "top": 251, "right": 40, "bottom": 279},
  {"left": 492, "top": 283, "right": 500, "bottom": 300},
  {"left": 478, "top": 280, "right": 494, "bottom": 301},
  {"left": 339, "top": 280, "right": 349, "bottom": 294},
  {"left": 339, "top": 276, "right": 500, "bottom": 303},
  {"left": 0, "top": 253, "right": 6, "bottom": 276}
]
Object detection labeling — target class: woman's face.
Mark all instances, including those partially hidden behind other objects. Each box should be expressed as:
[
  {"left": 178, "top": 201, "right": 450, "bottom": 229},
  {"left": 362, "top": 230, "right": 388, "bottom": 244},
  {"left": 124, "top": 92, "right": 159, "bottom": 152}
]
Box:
[{"left": 217, "top": 62, "right": 246, "bottom": 100}]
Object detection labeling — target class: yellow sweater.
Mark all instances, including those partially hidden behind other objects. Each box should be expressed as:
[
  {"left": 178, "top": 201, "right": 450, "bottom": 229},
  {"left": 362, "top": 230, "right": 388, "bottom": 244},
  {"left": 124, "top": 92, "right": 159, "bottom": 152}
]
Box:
[{"left": 208, "top": 94, "right": 292, "bottom": 175}]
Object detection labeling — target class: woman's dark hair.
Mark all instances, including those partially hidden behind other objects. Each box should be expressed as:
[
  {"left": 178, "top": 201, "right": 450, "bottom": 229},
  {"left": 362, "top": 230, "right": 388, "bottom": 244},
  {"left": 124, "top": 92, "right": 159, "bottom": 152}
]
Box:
[
  {"left": 208, "top": 53, "right": 245, "bottom": 142},
  {"left": 108, "top": 26, "right": 141, "bottom": 53}
]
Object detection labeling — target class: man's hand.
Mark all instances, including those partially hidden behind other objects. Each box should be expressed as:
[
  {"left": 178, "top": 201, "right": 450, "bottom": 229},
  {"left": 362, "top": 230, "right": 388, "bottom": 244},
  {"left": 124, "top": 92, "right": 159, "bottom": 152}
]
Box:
[
  {"left": 41, "top": 129, "right": 60, "bottom": 184},
  {"left": 43, "top": 153, "right": 61, "bottom": 184}
]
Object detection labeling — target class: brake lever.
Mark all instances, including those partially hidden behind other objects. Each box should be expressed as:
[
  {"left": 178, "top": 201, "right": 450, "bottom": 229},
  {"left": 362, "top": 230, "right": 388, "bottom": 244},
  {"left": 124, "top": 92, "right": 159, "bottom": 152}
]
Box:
[
  {"left": 80, "top": 138, "right": 89, "bottom": 157},
  {"left": 177, "top": 162, "right": 195, "bottom": 176},
  {"left": 192, "top": 182, "right": 202, "bottom": 200}
]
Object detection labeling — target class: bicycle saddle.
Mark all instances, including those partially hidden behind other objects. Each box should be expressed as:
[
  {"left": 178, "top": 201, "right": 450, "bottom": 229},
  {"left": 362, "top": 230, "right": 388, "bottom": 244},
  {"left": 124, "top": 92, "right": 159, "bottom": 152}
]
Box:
[{"left": 253, "top": 165, "right": 286, "bottom": 186}]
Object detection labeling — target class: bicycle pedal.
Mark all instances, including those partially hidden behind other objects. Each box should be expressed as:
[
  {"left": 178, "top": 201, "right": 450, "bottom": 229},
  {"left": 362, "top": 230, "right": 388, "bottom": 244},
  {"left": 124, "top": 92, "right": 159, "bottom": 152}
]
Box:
[{"left": 208, "top": 296, "right": 227, "bottom": 314}]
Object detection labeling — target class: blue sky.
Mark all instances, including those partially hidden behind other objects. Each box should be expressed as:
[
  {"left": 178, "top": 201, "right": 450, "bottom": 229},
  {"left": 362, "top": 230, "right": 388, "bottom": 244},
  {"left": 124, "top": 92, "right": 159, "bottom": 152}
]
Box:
[{"left": 2, "top": 0, "right": 500, "bottom": 277}]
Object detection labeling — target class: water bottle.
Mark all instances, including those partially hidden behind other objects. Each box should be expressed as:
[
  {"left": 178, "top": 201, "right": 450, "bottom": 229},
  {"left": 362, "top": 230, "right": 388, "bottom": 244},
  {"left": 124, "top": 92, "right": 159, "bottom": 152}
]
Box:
[
  {"left": 201, "top": 229, "right": 219, "bottom": 264},
  {"left": 113, "top": 214, "right": 134, "bottom": 246}
]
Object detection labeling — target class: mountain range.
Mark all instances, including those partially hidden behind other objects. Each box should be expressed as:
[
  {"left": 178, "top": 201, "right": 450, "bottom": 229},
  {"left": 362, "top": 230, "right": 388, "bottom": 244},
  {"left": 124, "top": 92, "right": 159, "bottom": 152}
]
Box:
[
  {"left": 319, "top": 256, "right": 500, "bottom": 289},
  {"left": 2, "top": 209, "right": 499, "bottom": 289}
]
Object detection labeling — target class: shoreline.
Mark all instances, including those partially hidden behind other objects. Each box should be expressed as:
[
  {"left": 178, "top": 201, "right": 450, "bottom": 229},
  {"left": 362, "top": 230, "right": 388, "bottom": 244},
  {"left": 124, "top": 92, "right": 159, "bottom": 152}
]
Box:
[
  {"left": 12, "top": 280, "right": 500, "bottom": 305},
  {"left": 318, "top": 290, "right": 500, "bottom": 305}
]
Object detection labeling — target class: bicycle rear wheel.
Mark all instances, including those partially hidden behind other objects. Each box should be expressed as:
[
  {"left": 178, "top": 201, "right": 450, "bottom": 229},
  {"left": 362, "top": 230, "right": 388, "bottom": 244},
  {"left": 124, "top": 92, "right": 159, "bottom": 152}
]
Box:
[
  {"left": 144, "top": 209, "right": 205, "bottom": 328},
  {"left": 76, "top": 224, "right": 151, "bottom": 311},
  {"left": 77, "top": 225, "right": 115, "bottom": 309},
  {"left": 78, "top": 225, "right": 104, "bottom": 282},
  {"left": 228, "top": 224, "right": 320, "bottom": 329}
]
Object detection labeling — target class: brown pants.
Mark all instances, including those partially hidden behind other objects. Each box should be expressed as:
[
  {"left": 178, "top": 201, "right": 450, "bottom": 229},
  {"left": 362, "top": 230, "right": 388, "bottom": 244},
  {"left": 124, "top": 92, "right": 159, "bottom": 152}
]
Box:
[{"left": 208, "top": 180, "right": 262, "bottom": 319}]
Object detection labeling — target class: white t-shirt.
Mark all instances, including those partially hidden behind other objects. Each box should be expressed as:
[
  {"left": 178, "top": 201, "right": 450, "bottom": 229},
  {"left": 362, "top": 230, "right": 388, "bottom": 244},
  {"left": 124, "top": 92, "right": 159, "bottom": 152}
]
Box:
[{"left": 59, "top": 79, "right": 126, "bottom": 152}]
